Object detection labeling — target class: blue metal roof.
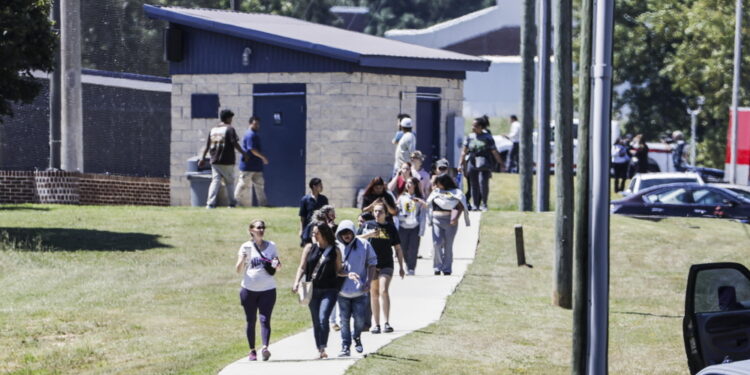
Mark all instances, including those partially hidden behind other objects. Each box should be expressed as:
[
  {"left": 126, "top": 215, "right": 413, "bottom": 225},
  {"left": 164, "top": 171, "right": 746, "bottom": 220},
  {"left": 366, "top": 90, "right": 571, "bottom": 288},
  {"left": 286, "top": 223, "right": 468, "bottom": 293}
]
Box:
[{"left": 143, "top": 5, "right": 490, "bottom": 73}]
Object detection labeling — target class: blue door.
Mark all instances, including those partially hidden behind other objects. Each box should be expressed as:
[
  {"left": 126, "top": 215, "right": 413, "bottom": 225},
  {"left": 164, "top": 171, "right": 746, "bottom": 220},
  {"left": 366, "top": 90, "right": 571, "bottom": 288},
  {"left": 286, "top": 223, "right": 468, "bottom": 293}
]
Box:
[
  {"left": 252, "top": 84, "right": 306, "bottom": 207},
  {"left": 416, "top": 87, "right": 441, "bottom": 170}
]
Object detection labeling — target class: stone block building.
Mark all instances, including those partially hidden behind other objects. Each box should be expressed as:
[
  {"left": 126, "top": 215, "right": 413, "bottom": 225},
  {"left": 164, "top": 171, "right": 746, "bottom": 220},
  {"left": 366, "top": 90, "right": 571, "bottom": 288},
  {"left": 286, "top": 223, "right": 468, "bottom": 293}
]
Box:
[{"left": 145, "top": 6, "right": 489, "bottom": 207}]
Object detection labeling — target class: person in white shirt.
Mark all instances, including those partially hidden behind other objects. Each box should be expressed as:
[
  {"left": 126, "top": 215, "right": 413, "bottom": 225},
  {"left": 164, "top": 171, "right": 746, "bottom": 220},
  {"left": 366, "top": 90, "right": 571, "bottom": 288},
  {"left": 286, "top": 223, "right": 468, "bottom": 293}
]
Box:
[
  {"left": 506, "top": 115, "right": 521, "bottom": 173},
  {"left": 393, "top": 117, "right": 416, "bottom": 175},
  {"left": 235, "top": 219, "right": 281, "bottom": 362}
]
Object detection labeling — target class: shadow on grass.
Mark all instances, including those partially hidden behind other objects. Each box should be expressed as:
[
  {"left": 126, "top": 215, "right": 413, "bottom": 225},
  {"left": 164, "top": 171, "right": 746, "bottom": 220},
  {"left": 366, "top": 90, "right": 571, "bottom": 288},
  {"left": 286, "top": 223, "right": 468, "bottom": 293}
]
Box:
[
  {"left": 0, "top": 227, "right": 171, "bottom": 251},
  {"left": 0, "top": 206, "right": 50, "bottom": 211},
  {"left": 612, "top": 311, "right": 682, "bottom": 319},
  {"left": 366, "top": 353, "right": 421, "bottom": 362}
]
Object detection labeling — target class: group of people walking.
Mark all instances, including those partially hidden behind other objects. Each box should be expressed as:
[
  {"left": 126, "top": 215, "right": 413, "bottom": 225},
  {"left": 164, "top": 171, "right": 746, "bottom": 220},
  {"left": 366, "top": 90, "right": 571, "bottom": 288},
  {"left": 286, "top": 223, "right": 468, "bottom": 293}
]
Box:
[
  {"left": 236, "top": 167, "right": 472, "bottom": 360},
  {"left": 213, "top": 111, "right": 501, "bottom": 361}
]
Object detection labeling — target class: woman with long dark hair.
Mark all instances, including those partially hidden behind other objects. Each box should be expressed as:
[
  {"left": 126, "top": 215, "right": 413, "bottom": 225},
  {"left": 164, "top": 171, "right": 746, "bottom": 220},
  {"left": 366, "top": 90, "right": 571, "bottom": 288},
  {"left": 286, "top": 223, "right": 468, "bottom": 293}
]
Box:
[
  {"left": 459, "top": 116, "right": 502, "bottom": 211},
  {"left": 396, "top": 177, "right": 426, "bottom": 275},
  {"left": 235, "top": 219, "right": 281, "bottom": 361},
  {"left": 361, "top": 177, "right": 398, "bottom": 221},
  {"left": 292, "top": 221, "right": 343, "bottom": 359}
]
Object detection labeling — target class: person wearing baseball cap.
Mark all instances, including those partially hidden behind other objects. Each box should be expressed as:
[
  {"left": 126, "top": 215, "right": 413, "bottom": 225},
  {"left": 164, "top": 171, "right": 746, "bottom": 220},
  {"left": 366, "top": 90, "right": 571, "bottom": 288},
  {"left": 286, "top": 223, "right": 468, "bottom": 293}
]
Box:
[{"left": 393, "top": 117, "right": 416, "bottom": 176}]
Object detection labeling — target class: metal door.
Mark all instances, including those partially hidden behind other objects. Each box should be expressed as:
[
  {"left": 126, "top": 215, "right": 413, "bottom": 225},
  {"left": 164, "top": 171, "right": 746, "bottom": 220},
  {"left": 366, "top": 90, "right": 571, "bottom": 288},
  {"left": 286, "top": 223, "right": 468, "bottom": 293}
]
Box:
[
  {"left": 252, "top": 84, "right": 306, "bottom": 207},
  {"left": 416, "top": 88, "right": 441, "bottom": 170},
  {"left": 684, "top": 262, "right": 750, "bottom": 374}
]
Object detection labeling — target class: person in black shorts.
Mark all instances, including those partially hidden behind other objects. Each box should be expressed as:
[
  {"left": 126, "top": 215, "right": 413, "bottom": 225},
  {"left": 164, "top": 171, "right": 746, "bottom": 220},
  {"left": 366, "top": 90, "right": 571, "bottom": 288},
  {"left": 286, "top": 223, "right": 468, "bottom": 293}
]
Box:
[{"left": 359, "top": 200, "right": 405, "bottom": 334}]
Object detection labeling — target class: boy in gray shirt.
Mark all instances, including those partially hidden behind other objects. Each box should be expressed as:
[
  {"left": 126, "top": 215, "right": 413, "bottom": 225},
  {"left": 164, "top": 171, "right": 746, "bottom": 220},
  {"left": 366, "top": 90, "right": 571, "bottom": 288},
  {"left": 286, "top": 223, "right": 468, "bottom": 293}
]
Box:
[{"left": 335, "top": 220, "right": 376, "bottom": 357}]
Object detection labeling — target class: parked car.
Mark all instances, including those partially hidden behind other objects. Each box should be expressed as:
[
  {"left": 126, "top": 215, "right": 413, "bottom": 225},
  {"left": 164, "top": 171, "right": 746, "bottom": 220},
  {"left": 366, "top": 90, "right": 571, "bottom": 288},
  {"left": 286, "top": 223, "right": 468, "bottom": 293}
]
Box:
[
  {"left": 623, "top": 172, "right": 705, "bottom": 196},
  {"left": 684, "top": 262, "right": 750, "bottom": 374},
  {"left": 611, "top": 183, "right": 750, "bottom": 220}
]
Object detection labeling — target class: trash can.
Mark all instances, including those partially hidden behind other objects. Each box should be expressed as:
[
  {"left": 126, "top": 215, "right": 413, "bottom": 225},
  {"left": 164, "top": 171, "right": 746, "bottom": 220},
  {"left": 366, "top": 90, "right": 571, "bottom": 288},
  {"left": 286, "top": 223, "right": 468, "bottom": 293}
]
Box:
[{"left": 186, "top": 157, "right": 228, "bottom": 207}]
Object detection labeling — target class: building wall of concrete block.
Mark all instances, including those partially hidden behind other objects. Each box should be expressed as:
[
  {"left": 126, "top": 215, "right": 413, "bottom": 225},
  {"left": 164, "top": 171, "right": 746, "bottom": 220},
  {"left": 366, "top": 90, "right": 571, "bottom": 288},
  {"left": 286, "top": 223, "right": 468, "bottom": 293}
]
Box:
[{"left": 170, "top": 72, "right": 464, "bottom": 207}]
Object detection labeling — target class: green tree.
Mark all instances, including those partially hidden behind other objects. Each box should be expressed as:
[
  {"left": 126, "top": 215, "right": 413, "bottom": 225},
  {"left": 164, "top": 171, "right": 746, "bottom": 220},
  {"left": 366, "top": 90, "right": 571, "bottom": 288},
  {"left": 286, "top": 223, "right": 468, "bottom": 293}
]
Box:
[
  {"left": 611, "top": 0, "right": 750, "bottom": 168},
  {"left": 0, "top": 0, "right": 56, "bottom": 120}
]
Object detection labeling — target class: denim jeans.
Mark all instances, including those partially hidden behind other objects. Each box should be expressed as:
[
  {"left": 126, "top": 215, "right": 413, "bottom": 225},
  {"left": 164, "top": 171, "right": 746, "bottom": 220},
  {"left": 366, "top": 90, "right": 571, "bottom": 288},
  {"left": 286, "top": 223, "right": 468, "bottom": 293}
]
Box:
[
  {"left": 337, "top": 294, "right": 368, "bottom": 348},
  {"left": 432, "top": 215, "right": 458, "bottom": 274},
  {"left": 468, "top": 168, "right": 491, "bottom": 208},
  {"left": 308, "top": 288, "right": 338, "bottom": 350}
]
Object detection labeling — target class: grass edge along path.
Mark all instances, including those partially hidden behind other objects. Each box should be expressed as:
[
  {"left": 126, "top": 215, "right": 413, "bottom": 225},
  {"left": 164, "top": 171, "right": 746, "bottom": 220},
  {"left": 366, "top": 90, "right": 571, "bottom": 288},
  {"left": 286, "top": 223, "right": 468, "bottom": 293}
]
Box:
[{"left": 346, "top": 211, "right": 750, "bottom": 375}]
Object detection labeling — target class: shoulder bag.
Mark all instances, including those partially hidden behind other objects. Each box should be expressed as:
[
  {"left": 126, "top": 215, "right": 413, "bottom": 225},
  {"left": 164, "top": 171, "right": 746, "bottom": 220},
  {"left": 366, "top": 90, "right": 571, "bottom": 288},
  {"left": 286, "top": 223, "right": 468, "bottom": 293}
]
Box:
[
  {"left": 297, "top": 246, "right": 333, "bottom": 305},
  {"left": 251, "top": 241, "right": 276, "bottom": 276}
]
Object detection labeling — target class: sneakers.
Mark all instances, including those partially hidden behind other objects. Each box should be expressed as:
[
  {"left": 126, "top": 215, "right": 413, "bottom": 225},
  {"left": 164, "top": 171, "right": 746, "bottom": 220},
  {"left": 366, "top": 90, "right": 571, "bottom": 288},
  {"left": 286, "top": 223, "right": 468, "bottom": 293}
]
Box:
[
  {"left": 331, "top": 323, "right": 341, "bottom": 331},
  {"left": 248, "top": 350, "right": 257, "bottom": 361},
  {"left": 338, "top": 346, "right": 351, "bottom": 357},
  {"left": 384, "top": 322, "right": 394, "bottom": 333},
  {"left": 479, "top": 204, "right": 488, "bottom": 212},
  {"left": 407, "top": 269, "right": 415, "bottom": 276},
  {"left": 319, "top": 350, "right": 328, "bottom": 359},
  {"left": 354, "top": 337, "right": 363, "bottom": 353},
  {"left": 443, "top": 272, "right": 452, "bottom": 276},
  {"left": 261, "top": 348, "right": 271, "bottom": 361},
  {"left": 434, "top": 270, "right": 441, "bottom": 275},
  {"left": 371, "top": 325, "right": 381, "bottom": 334}
]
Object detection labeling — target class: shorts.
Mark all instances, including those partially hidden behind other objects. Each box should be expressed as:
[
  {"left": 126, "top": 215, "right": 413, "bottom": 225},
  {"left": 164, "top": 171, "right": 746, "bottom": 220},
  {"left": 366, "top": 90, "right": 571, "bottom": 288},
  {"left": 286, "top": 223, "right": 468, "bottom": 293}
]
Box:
[{"left": 376, "top": 267, "right": 394, "bottom": 277}]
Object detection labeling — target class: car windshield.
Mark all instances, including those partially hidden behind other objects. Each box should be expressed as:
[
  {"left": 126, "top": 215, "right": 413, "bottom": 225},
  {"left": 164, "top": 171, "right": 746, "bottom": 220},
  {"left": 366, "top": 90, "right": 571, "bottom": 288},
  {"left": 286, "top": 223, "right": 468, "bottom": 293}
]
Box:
[{"left": 640, "top": 178, "right": 699, "bottom": 190}]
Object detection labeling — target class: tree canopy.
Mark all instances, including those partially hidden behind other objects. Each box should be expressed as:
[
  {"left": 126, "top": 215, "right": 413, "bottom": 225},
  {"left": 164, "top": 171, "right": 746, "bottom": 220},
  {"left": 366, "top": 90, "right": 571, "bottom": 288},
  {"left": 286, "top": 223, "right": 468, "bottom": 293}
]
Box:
[
  {"left": 0, "top": 0, "right": 56, "bottom": 120},
  {"left": 611, "top": 0, "right": 750, "bottom": 167}
]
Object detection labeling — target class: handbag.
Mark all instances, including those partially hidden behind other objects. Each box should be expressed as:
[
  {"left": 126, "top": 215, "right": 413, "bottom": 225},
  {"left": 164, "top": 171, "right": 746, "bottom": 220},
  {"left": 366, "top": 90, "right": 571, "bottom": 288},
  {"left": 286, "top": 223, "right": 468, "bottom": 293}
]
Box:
[
  {"left": 297, "top": 246, "right": 333, "bottom": 305},
  {"left": 251, "top": 241, "right": 276, "bottom": 276}
]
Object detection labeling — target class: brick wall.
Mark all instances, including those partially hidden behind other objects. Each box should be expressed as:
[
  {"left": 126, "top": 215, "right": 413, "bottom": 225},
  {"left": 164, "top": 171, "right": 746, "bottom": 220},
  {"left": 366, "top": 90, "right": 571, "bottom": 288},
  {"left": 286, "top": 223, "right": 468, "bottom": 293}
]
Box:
[
  {"left": 0, "top": 171, "right": 36, "bottom": 203},
  {"left": 170, "top": 72, "right": 464, "bottom": 207},
  {"left": 0, "top": 171, "right": 169, "bottom": 206}
]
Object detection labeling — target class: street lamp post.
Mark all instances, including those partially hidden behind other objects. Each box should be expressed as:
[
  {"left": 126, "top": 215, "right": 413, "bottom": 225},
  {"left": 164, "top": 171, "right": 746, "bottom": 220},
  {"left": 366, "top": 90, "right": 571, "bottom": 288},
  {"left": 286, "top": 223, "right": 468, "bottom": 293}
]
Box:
[{"left": 687, "top": 96, "right": 704, "bottom": 167}]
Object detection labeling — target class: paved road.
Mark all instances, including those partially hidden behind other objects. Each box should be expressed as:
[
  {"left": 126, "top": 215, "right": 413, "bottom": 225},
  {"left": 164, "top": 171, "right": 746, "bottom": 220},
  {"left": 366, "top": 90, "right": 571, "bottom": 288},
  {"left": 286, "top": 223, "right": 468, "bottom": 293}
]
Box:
[{"left": 219, "top": 212, "right": 481, "bottom": 375}]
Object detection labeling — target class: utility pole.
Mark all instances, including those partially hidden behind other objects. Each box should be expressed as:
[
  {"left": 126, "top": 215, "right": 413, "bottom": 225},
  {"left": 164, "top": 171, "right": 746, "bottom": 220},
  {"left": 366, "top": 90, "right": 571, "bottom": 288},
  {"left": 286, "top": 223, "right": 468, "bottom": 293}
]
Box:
[
  {"left": 553, "top": 0, "right": 573, "bottom": 308},
  {"left": 589, "top": 0, "right": 615, "bottom": 372},
  {"left": 536, "top": 0, "right": 551, "bottom": 212},
  {"left": 520, "top": 0, "right": 536, "bottom": 211},
  {"left": 730, "top": 0, "right": 742, "bottom": 184},
  {"left": 573, "top": 0, "right": 594, "bottom": 369},
  {"left": 60, "top": 0, "right": 83, "bottom": 172},
  {"left": 49, "top": 0, "right": 62, "bottom": 170},
  {"left": 230, "top": 0, "right": 240, "bottom": 11}
]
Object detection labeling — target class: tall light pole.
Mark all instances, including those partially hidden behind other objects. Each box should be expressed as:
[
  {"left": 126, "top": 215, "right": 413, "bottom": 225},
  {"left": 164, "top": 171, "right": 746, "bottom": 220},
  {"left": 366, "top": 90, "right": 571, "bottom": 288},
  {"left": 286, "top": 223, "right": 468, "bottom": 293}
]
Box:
[
  {"left": 730, "top": 0, "right": 742, "bottom": 184},
  {"left": 536, "top": 0, "right": 551, "bottom": 212},
  {"left": 589, "top": 0, "right": 614, "bottom": 372},
  {"left": 688, "top": 96, "right": 704, "bottom": 167}
]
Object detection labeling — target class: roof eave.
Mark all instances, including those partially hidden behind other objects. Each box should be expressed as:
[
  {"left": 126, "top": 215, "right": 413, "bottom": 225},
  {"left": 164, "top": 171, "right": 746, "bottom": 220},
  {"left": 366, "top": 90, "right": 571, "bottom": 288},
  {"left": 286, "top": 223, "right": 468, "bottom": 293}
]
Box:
[
  {"left": 143, "top": 5, "right": 361, "bottom": 63},
  {"left": 359, "top": 56, "right": 490, "bottom": 72}
]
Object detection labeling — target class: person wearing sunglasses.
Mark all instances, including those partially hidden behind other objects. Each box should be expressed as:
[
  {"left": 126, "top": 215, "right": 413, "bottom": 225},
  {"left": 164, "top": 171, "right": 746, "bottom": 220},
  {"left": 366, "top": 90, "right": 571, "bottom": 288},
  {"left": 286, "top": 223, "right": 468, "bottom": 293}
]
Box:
[
  {"left": 359, "top": 200, "right": 405, "bottom": 334},
  {"left": 235, "top": 219, "right": 281, "bottom": 361}
]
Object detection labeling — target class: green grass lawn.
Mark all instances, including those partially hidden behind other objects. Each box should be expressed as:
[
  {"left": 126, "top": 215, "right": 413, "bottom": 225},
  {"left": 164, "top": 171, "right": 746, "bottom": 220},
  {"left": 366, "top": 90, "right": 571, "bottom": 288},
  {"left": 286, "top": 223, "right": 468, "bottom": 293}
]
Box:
[
  {"left": 347, "top": 212, "right": 750, "bottom": 375},
  {"left": 2, "top": 173, "right": 744, "bottom": 374},
  {"left": 0, "top": 205, "right": 359, "bottom": 374}
]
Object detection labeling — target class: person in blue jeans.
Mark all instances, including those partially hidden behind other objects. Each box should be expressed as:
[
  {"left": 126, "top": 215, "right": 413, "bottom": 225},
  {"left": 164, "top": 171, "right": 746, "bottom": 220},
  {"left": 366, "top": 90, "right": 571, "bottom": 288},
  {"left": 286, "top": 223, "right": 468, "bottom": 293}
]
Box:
[
  {"left": 335, "top": 220, "right": 377, "bottom": 357},
  {"left": 292, "top": 221, "right": 342, "bottom": 359}
]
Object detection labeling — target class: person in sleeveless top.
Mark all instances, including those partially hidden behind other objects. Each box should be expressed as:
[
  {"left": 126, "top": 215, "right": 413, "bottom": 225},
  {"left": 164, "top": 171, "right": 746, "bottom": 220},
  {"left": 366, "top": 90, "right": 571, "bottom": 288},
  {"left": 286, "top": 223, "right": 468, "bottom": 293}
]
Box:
[{"left": 292, "top": 221, "right": 343, "bottom": 359}]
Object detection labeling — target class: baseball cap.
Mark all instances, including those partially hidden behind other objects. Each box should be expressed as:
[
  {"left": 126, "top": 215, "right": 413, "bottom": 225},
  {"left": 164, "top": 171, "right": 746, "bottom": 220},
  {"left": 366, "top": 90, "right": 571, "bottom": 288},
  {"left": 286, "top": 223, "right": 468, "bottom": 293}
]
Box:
[
  {"left": 400, "top": 118, "right": 413, "bottom": 128},
  {"left": 435, "top": 158, "right": 449, "bottom": 169}
]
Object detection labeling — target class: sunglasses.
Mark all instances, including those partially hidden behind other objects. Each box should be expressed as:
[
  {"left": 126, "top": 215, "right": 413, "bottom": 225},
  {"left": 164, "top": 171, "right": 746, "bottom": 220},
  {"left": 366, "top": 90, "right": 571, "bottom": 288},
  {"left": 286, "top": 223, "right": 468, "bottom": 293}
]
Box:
[{"left": 253, "top": 226, "right": 266, "bottom": 230}]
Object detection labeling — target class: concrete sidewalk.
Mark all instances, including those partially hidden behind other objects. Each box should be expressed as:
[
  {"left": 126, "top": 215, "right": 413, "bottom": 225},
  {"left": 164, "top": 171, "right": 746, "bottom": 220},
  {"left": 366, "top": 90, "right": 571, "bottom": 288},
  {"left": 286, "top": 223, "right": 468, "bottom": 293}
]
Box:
[{"left": 219, "top": 212, "right": 481, "bottom": 375}]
